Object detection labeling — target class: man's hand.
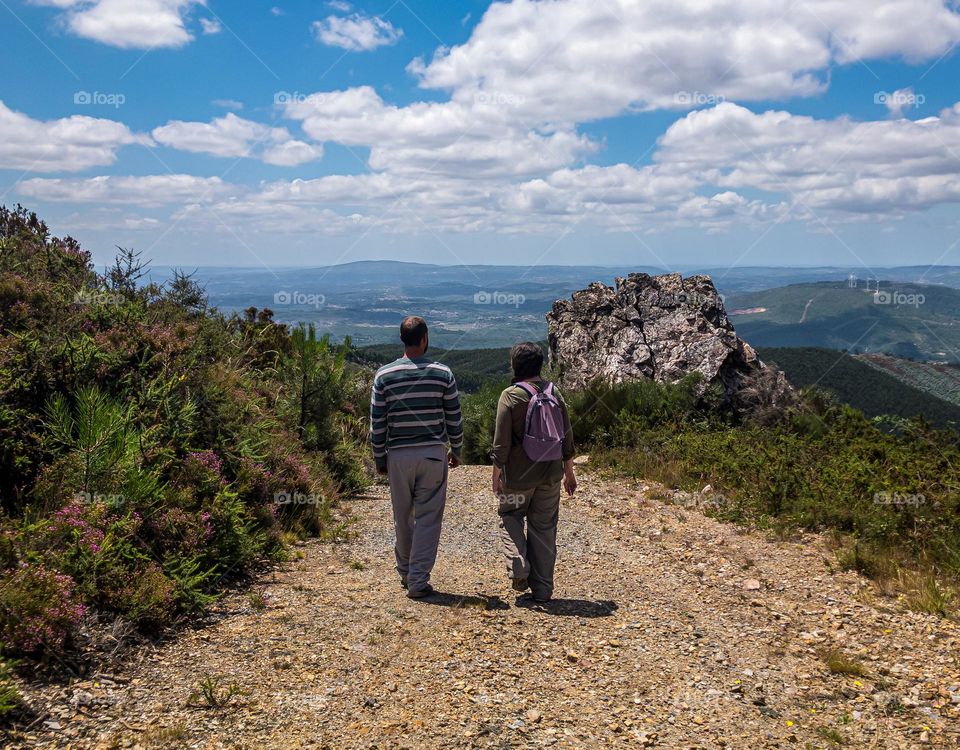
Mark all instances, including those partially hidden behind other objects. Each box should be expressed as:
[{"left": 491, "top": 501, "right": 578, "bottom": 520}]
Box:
[
  {"left": 447, "top": 452, "right": 461, "bottom": 469},
  {"left": 563, "top": 469, "right": 577, "bottom": 495}
]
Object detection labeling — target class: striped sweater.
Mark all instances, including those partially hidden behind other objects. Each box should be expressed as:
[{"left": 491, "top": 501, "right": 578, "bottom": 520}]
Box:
[{"left": 369, "top": 356, "right": 463, "bottom": 470}]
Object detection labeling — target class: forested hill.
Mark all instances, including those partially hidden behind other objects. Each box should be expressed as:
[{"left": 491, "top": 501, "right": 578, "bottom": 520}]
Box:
[{"left": 758, "top": 347, "right": 960, "bottom": 429}]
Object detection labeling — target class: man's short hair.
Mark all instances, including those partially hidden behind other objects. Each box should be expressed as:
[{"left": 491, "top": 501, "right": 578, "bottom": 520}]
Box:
[
  {"left": 400, "top": 316, "right": 428, "bottom": 346},
  {"left": 510, "top": 341, "right": 544, "bottom": 382}
]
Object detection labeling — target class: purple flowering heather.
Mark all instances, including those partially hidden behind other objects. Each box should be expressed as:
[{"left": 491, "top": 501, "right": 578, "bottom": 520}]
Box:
[
  {"left": 187, "top": 450, "right": 224, "bottom": 479},
  {"left": 0, "top": 565, "right": 85, "bottom": 652}
]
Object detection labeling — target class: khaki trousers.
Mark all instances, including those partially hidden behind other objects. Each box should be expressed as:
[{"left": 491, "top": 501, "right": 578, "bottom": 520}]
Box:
[
  {"left": 497, "top": 481, "right": 562, "bottom": 600},
  {"left": 387, "top": 444, "right": 448, "bottom": 591}
]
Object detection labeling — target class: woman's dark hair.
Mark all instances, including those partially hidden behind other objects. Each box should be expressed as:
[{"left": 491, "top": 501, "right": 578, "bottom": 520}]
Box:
[{"left": 510, "top": 342, "right": 544, "bottom": 383}]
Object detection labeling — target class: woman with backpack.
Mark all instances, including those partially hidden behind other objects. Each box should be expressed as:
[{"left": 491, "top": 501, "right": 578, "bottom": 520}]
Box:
[{"left": 491, "top": 342, "right": 577, "bottom": 603}]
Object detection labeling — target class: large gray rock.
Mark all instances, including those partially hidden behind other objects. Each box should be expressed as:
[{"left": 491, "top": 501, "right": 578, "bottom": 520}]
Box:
[{"left": 546, "top": 273, "right": 792, "bottom": 414}]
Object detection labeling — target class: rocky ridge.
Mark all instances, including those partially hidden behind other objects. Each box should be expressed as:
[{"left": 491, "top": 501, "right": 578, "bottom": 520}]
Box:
[{"left": 547, "top": 273, "right": 792, "bottom": 412}]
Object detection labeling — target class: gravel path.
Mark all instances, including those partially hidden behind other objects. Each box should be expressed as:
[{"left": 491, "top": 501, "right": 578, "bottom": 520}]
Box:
[{"left": 10, "top": 465, "right": 960, "bottom": 749}]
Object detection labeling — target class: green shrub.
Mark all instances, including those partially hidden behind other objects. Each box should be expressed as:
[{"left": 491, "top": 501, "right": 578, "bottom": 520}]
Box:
[
  {"left": 591, "top": 389, "right": 960, "bottom": 582},
  {"left": 0, "top": 564, "right": 85, "bottom": 653},
  {"left": 0, "top": 659, "right": 22, "bottom": 720},
  {"left": 0, "top": 206, "right": 369, "bottom": 660},
  {"left": 460, "top": 382, "right": 505, "bottom": 465}
]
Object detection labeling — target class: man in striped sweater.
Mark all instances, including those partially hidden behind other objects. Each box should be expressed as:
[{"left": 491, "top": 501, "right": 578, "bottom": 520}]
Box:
[{"left": 370, "top": 316, "right": 463, "bottom": 599}]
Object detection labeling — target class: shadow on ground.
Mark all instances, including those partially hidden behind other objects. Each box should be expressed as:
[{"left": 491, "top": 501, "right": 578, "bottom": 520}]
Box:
[
  {"left": 516, "top": 597, "right": 618, "bottom": 618},
  {"left": 415, "top": 591, "right": 618, "bottom": 617},
  {"left": 418, "top": 592, "right": 511, "bottom": 611}
]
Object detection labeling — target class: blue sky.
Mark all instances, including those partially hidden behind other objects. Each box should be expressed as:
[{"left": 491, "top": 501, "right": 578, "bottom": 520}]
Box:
[{"left": 2, "top": 0, "right": 960, "bottom": 273}]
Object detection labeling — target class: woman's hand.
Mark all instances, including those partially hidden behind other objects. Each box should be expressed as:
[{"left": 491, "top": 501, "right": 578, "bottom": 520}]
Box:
[{"left": 491, "top": 465, "right": 504, "bottom": 496}]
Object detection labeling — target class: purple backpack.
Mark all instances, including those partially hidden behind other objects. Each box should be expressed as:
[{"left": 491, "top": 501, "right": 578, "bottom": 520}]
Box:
[{"left": 516, "top": 381, "right": 565, "bottom": 462}]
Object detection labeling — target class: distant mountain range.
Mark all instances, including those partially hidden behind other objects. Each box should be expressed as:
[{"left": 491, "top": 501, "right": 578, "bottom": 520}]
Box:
[{"left": 150, "top": 261, "right": 960, "bottom": 353}]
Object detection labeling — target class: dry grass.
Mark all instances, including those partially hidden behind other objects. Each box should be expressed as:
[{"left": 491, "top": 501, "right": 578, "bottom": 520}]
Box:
[{"left": 819, "top": 648, "right": 867, "bottom": 677}]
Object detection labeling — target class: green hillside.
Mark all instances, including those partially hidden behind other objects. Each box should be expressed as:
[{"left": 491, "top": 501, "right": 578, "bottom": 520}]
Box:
[
  {"left": 351, "top": 343, "right": 513, "bottom": 392},
  {"left": 728, "top": 281, "right": 960, "bottom": 360},
  {"left": 857, "top": 354, "right": 960, "bottom": 407},
  {"left": 355, "top": 340, "right": 960, "bottom": 428},
  {"left": 758, "top": 347, "right": 960, "bottom": 428}
]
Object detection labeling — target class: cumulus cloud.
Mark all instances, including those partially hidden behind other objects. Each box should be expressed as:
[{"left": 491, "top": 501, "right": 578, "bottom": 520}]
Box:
[
  {"left": 312, "top": 12, "right": 402, "bottom": 51},
  {"left": 17, "top": 0, "right": 960, "bottom": 242},
  {"left": 283, "top": 87, "right": 594, "bottom": 177},
  {"left": 17, "top": 174, "right": 239, "bottom": 206},
  {"left": 654, "top": 101, "right": 960, "bottom": 214},
  {"left": 410, "top": 0, "right": 960, "bottom": 124},
  {"left": 151, "top": 113, "right": 323, "bottom": 165},
  {"left": 32, "top": 0, "right": 202, "bottom": 49},
  {"left": 0, "top": 100, "right": 138, "bottom": 172}
]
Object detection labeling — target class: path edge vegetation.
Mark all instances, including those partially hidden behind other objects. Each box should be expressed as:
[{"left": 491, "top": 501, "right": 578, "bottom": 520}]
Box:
[{"left": 0, "top": 206, "right": 370, "bottom": 719}]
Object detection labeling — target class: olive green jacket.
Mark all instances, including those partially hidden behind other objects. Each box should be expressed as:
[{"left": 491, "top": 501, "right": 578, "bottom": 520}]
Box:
[{"left": 491, "top": 378, "right": 575, "bottom": 490}]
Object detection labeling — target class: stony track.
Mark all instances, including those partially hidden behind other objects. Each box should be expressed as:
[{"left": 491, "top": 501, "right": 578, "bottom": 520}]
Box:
[{"left": 11, "top": 465, "right": 960, "bottom": 749}]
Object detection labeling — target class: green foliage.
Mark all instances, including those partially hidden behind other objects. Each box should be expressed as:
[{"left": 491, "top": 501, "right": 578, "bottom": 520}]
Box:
[
  {"left": 591, "top": 388, "right": 960, "bottom": 586},
  {"left": 460, "top": 382, "right": 507, "bottom": 464},
  {"left": 286, "top": 325, "right": 365, "bottom": 492},
  {"left": 0, "top": 205, "right": 369, "bottom": 668},
  {"left": 0, "top": 660, "right": 22, "bottom": 719},
  {"left": 0, "top": 564, "right": 85, "bottom": 653},
  {"left": 187, "top": 676, "right": 249, "bottom": 709},
  {"left": 566, "top": 375, "right": 705, "bottom": 447}
]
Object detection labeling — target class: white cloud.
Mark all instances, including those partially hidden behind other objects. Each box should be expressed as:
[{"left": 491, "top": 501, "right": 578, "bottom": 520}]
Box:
[
  {"left": 0, "top": 100, "right": 138, "bottom": 172},
  {"left": 199, "top": 17, "right": 221, "bottom": 35},
  {"left": 17, "top": 0, "right": 960, "bottom": 244},
  {"left": 32, "top": 0, "right": 203, "bottom": 49},
  {"left": 327, "top": 0, "right": 351, "bottom": 11},
  {"left": 312, "top": 12, "right": 402, "bottom": 51},
  {"left": 654, "top": 101, "right": 960, "bottom": 214},
  {"left": 212, "top": 99, "right": 244, "bottom": 110},
  {"left": 17, "top": 174, "right": 239, "bottom": 206},
  {"left": 411, "top": 0, "right": 960, "bottom": 124},
  {"left": 151, "top": 113, "right": 323, "bottom": 165},
  {"left": 283, "top": 87, "right": 594, "bottom": 177}
]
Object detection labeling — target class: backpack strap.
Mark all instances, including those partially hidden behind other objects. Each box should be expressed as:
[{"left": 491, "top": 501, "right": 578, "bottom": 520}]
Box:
[
  {"left": 543, "top": 382, "right": 555, "bottom": 397},
  {"left": 514, "top": 381, "right": 539, "bottom": 398}
]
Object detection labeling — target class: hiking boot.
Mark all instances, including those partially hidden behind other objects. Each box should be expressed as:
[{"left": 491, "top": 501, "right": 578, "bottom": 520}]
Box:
[
  {"left": 400, "top": 576, "right": 408, "bottom": 589},
  {"left": 406, "top": 584, "right": 434, "bottom": 599},
  {"left": 512, "top": 577, "right": 530, "bottom": 592}
]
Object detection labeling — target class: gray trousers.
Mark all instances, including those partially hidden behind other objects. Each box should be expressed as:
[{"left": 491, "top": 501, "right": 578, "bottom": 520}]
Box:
[
  {"left": 387, "top": 444, "right": 448, "bottom": 591},
  {"left": 498, "top": 481, "right": 562, "bottom": 600}
]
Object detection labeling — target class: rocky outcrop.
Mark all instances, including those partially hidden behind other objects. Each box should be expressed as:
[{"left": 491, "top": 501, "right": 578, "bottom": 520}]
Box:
[{"left": 546, "top": 273, "right": 792, "bottom": 414}]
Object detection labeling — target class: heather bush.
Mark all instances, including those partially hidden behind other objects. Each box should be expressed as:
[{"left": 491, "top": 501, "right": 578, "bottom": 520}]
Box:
[
  {"left": 0, "top": 564, "right": 85, "bottom": 653},
  {"left": 0, "top": 205, "right": 369, "bottom": 669}
]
